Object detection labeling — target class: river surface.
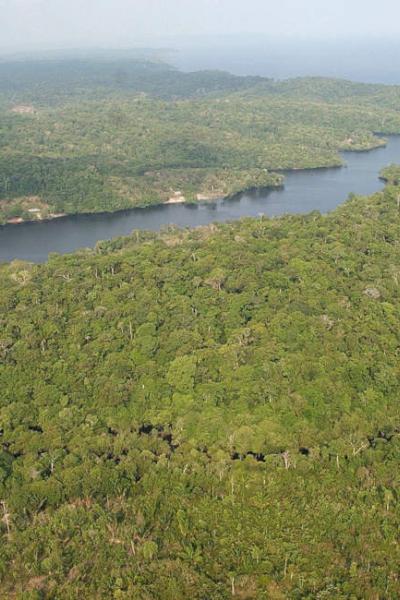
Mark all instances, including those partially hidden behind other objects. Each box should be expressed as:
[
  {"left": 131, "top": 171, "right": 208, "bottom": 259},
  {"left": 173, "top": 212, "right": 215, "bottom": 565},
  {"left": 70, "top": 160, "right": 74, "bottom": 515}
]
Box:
[{"left": 1, "top": 136, "right": 400, "bottom": 263}]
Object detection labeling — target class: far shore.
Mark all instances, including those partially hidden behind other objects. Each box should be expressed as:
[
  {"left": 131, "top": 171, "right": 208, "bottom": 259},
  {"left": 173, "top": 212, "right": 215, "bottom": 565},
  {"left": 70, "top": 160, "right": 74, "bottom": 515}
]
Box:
[
  {"left": 0, "top": 135, "right": 392, "bottom": 228},
  {"left": 4, "top": 212, "right": 67, "bottom": 226}
]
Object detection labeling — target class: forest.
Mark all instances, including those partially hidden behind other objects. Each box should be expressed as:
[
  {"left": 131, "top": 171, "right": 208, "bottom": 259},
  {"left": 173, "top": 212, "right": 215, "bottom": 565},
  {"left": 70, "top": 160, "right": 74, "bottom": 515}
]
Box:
[
  {"left": 1, "top": 177, "right": 400, "bottom": 597},
  {"left": 380, "top": 163, "right": 400, "bottom": 185},
  {"left": 2, "top": 57, "right": 400, "bottom": 598},
  {"left": 1, "top": 58, "right": 400, "bottom": 223}
]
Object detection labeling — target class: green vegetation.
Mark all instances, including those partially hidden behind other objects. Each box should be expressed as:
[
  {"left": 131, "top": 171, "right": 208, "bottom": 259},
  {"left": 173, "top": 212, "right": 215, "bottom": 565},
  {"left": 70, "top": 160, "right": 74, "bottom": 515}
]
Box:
[
  {"left": 1, "top": 179, "right": 400, "bottom": 597},
  {"left": 1, "top": 59, "right": 400, "bottom": 597},
  {"left": 380, "top": 163, "right": 400, "bottom": 184},
  {"left": 1, "top": 59, "right": 400, "bottom": 223}
]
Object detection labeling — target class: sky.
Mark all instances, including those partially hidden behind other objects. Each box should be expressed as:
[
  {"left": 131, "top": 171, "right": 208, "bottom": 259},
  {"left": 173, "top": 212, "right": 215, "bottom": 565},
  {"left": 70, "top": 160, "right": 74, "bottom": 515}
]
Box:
[{"left": 1, "top": 0, "right": 400, "bottom": 51}]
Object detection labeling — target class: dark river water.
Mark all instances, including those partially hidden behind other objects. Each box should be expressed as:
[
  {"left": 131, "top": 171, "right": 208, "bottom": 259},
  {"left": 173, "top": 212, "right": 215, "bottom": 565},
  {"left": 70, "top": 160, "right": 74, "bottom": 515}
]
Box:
[{"left": 1, "top": 136, "right": 400, "bottom": 263}]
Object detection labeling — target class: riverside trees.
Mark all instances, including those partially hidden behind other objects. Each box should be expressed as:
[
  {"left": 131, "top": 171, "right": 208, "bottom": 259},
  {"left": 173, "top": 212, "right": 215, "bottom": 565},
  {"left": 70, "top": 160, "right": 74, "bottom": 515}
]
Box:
[
  {"left": 1, "top": 59, "right": 400, "bottom": 223},
  {"left": 0, "top": 183, "right": 400, "bottom": 597}
]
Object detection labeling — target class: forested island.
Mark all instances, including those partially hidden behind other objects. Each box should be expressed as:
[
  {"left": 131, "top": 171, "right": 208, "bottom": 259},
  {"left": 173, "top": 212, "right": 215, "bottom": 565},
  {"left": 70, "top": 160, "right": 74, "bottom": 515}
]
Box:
[{"left": 1, "top": 58, "right": 400, "bottom": 223}]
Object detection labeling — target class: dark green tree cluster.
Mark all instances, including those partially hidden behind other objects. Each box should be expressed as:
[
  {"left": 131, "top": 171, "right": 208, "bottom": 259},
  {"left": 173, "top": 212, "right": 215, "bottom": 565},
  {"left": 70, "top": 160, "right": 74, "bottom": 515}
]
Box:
[
  {"left": 380, "top": 163, "right": 400, "bottom": 185},
  {"left": 1, "top": 182, "right": 400, "bottom": 597}
]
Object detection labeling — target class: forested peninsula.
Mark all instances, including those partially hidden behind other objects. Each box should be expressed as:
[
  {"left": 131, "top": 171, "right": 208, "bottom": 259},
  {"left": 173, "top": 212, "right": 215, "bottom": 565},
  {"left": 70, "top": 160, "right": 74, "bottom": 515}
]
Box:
[
  {"left": 1, "top": 179, "right": 400, "bottom": 597},
  {"left": 2, "top": 58, "right": 400, "bottom": 223}
]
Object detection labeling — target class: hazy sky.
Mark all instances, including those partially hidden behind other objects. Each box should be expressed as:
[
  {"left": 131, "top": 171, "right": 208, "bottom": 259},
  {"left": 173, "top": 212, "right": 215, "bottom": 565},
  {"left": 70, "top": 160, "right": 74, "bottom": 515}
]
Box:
[{"left": 1, "top": 0, "right": 400, "bottom": 51}]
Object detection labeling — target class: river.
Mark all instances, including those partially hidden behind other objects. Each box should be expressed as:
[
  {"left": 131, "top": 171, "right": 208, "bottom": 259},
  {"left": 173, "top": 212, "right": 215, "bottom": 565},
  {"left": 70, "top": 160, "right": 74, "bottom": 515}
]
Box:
[{"left": 1, "top": 136, "right": 400, "bottom": 263}]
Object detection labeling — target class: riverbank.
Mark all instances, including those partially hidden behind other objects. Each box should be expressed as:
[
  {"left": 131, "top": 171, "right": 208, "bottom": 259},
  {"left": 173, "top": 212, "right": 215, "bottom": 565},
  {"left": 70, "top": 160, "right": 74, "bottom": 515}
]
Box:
[
  {"left": 2, "top": 135, "right": 389, "bottom": 228},
  {"left": 0, "top": 174, "right": 285, "bottom": 227},
  {"left": 0, "top": 142, "right": 385, "bottom": 228},
  {"left": 4, "top": 212, "right": 67, "bottom": 226},
  {"left": 1, "top": 135, "right": 399, "bottom": 263},
  {"left": 3, "top": 63, "right": 400, "bottom": 226}
]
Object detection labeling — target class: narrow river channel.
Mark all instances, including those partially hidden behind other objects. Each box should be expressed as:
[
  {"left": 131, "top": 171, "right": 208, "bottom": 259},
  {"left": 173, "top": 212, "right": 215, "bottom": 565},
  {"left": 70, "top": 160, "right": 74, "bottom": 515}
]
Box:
[{"left": 1, "top": 136, "right": 400, "bottom": 263}]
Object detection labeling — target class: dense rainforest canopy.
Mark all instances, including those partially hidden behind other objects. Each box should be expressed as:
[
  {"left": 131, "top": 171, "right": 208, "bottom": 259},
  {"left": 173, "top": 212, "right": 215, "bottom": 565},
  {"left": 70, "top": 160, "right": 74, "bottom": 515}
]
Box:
[
  {"left": 1, "top": 179, "right": 400, "bottom": 598},
  {"left": 1, "top": 57, "right": 400, "bottom": 598},
  {"left": 1, "top": 58, "right": 400, "bottom": 223}
]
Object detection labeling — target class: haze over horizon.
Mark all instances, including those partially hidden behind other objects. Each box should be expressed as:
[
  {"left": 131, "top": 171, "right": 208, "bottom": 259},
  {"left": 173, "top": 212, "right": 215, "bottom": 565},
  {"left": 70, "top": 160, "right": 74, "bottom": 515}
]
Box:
[{"left": 1, "top": 0, "right": 400, "bottom": 52}]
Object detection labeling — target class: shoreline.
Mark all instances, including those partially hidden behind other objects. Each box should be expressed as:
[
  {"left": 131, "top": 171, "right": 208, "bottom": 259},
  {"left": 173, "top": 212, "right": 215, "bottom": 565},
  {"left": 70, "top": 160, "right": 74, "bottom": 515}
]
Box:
[
  {"left": 0, "top": 183, "right": 285, "bottom": 228},
  {"left": 1, "top": 133, "right": 398, "bottom": 263},
  {"left": 4, "top": 212, "right": 67, "bottom": 226},
  {"left": 0, "top": 136, "right": 393, "bottom": 228}
]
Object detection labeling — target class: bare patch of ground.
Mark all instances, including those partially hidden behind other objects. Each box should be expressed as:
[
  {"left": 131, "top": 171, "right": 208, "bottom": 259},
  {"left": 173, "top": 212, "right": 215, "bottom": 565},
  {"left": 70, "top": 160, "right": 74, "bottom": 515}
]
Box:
[{"left": 10, "top": 105, "right": 35, "bottom": 115}]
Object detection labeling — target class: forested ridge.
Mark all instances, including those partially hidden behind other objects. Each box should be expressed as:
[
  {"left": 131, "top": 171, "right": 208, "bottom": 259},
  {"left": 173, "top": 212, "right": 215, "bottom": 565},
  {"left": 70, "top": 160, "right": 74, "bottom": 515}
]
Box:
[
  {"left": 1, "top": 179, "right": 400, "bottom": 598},
  {"left": 1, "top": 58, "right": 400, "bottom": 223}
]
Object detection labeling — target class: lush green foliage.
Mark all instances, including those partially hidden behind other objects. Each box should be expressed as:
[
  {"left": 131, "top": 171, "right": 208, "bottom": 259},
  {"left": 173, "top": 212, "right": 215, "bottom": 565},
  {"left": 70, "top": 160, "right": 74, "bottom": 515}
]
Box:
[
  {"left": 1, "top": 182, "right": 400, "bottom": 598},
  {"left": 0, "top": 58, "right": 266, "bottom": 102},
  {"left": 1, "top": 59, "right": 400, "bottom": 223},
  {"left": 380, "top": 163, "right": 400, "bottom": 185}
]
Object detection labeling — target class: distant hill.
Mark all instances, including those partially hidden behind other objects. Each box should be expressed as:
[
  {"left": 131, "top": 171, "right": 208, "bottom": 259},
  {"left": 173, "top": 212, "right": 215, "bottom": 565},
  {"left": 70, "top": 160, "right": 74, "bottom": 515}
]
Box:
[{"left": 0, "top": 58, "right": 267, "bottom": 100}]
